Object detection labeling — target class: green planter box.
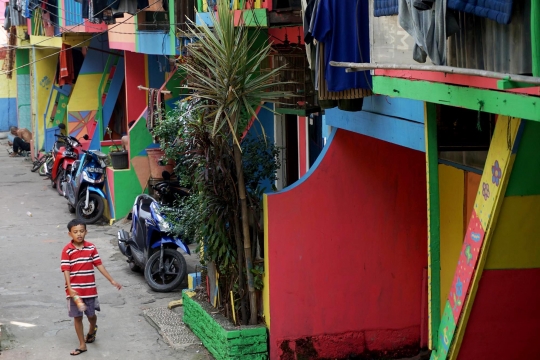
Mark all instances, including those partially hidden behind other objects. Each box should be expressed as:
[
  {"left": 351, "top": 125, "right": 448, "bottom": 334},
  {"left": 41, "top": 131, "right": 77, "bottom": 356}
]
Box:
[{"left": 182, "top": 291, "right": 268, "bottom": 360}]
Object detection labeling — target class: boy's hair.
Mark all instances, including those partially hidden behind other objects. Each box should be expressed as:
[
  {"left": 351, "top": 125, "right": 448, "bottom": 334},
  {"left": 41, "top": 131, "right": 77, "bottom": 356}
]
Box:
[{"left": 67, "top": 219, "right": 87, "bottom": 231}]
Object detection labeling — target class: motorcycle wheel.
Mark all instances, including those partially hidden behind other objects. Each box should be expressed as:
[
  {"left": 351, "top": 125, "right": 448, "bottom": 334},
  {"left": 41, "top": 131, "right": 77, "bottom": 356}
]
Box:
[
  {"left": 144, "top": 248, "right": 187, "bottom": 292},
  {"left": 75, "top": 193, "right": 105, "bottom": 224},
  {"left": 129, "top": 261, "right": 142, "bottom": 273},
  {"left": 55, "top": 169, "right": 65, "bottom": 196},
  {"left": 68, "top": 204, "right": 75, "bottom": 214}
]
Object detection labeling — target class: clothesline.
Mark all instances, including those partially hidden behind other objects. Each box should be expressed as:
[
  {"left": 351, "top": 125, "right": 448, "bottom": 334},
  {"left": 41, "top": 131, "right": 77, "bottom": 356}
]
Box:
[{"left": 137, "top": 85, "right": 171, "bottom": 94}]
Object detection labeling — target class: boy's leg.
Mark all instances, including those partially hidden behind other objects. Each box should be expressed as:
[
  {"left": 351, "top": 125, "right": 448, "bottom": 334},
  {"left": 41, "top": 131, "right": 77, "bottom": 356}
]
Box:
[
  {"left": 73, "top": 316, "right": 87, "bottom": 351},
  {"left": 87, "top": 314, "right": 97, "bottom": 337}
]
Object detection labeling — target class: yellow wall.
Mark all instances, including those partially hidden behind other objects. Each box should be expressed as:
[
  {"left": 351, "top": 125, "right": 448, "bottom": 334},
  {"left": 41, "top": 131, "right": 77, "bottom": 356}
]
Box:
[
  {"left": 68, "top": 74, "right": 103, "bottom": 112},
  {"left": 0, "top": 60, "right": 18, "bottom": 97},
  {"left": 485, "top": 195, "right": 540, "bottom": 269},
  {"left": 33, "top": 48, "right": 59, "bottom": 149},
  {"left": 438, "top": 164, "right": 464, "bottom": 316}
]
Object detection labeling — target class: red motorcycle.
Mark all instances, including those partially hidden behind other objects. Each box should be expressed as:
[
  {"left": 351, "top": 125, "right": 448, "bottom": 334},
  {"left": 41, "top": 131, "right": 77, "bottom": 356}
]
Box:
[{"left": 49, "top": 129, "right": 88, "bottom": 196}]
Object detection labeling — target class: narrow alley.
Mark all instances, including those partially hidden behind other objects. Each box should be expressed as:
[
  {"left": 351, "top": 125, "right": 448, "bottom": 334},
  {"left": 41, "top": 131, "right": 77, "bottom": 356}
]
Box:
[{"left": 0, "top": 146, "right": 210, "bottom": 359}]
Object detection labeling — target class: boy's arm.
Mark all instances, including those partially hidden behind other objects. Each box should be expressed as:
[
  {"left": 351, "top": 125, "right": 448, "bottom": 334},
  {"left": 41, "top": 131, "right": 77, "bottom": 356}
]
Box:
[
  {"left": 96, "top": 264, "right": 122, "bottom": 290},
  {"left": 63, "top": 271, "right": 77, "bottom": 297}
]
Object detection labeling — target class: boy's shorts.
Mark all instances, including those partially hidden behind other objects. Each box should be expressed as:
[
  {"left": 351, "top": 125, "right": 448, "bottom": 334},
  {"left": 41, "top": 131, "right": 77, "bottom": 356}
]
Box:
[{"left": 67, "top": 297, "right": 101, "bottom": 318}]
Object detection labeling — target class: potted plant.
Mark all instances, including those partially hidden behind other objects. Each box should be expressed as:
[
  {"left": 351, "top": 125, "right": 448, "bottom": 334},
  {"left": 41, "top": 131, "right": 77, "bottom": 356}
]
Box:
[{"left": 106, "top": 127, "right": 129, "bottom": 170}]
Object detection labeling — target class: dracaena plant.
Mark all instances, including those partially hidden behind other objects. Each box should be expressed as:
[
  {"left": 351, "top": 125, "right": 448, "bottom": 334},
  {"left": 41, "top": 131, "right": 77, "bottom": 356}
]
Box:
[{"left": 178, "top": 0, "right": 292, "bottom": 325}]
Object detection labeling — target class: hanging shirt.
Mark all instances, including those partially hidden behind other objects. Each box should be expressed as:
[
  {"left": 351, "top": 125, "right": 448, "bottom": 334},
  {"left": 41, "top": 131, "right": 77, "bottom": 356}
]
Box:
[{"left": 311, "top": 0, "right": 371, "bottom": 92}]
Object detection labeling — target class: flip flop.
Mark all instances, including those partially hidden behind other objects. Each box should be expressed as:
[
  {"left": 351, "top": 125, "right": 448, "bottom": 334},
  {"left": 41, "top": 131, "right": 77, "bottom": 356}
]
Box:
[
  {"left": 85, "top": 325, "right": 98, "bottom": 343},
  {"left": 70, "top": 348, "right": 87, "bottom": 356}
]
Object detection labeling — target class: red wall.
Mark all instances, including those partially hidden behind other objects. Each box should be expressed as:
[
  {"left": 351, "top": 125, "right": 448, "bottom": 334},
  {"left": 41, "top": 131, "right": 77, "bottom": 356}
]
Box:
[
  {"left": 266, "top": 129, "right": 428, "bottom": 359},
  {"left": 124, "top": 51, "right": 147, "bottom": 122},
  {"left": 458, "top": 269, "right": 540, "bottom": 359}
]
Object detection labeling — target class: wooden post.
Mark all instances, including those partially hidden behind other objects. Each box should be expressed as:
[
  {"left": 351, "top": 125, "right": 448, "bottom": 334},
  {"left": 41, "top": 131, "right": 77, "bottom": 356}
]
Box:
[
  {"left": 425, "top": 102, "right": 441, "bottom": 350},
  {"left": 532, "top": 0, "right": 540, "bottom": 77}
]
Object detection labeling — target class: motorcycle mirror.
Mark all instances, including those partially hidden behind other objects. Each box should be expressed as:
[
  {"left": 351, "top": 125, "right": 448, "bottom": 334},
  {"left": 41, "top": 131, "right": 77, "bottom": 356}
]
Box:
[
  {"left": 83, "top": 134, "right": 89, "bottom": 140},
  {"left": 58, "top": 123, "right": 66, "bottom": 130},
  {"left": 162, "top": 171, "right": 171, "bottom": 180}
]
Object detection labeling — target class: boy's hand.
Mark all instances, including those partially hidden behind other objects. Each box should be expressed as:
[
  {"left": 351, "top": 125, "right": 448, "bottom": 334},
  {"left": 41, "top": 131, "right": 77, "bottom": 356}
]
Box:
[
  {"left": 68, "top": 288, "right": 77, "bottom": 298},
  {"left": 111, "top": 280, "right": 122, "bottom": 290}
]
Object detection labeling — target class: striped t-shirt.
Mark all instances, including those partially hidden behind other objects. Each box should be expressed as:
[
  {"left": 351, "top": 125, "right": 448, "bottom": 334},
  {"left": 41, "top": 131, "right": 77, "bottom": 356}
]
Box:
[{"left": 60, "top": 241, "right": 103, "bottom": 298}]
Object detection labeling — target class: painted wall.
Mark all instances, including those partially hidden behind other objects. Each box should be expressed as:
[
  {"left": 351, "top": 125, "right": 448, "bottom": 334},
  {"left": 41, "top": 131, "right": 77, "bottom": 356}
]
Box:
[
  {"left": 31, "top": 48, "right": 58, "bottom": 149},
  {"left": 16, "top": 49, "right": 31, "bottom": 130},
  {"left": 0, "top": 57, "right": 18, "bottom": 131},
  {"left": 265, "top": 128, "right": 428, "bottom": 359},
  {"left": 325, "top": 96, "right": 425, "bottom": 152},
  {"left": 125, "top": 51, "right": 147, "bottom": 123},
  {"left": 108, "top": 18, "right": 136, "bottom": 51},
  {"left": 438, "top": 166, "right": 481, "bottom": 317},
  {"left": 457, "top": 120, "right": 540, "bottom": 359}
]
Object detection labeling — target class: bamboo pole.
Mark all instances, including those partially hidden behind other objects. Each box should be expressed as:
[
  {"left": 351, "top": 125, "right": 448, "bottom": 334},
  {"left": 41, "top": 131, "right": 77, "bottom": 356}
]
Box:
[
  {"left": 532, "top": 0, "right": 540, "bottom": 77},
  {"left": 330, "top": 61, "right": 540, "bottom": 86}
]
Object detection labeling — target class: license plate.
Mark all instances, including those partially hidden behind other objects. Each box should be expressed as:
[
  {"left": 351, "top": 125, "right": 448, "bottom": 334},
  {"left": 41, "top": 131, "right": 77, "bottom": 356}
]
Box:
[{"left": 87, "top": 167, "right": 104, "bottom": 173}]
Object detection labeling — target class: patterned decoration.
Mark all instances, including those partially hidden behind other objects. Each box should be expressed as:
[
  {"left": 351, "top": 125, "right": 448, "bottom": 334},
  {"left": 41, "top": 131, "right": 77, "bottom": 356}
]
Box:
[
  {"left": 68, "top": 110, "right": 98, "bottom": 139},
  {"left": 482, "top": 182, "right": 490, "bottom": 200},
  {"left": 448, "top": 210, "right": 484, "bottom": 320},
  {"left": 491, "top": 160, "right": 502, "bottom": 186},
  {"left": 431, "top": 301, "right": 457, "bottom": 360}
]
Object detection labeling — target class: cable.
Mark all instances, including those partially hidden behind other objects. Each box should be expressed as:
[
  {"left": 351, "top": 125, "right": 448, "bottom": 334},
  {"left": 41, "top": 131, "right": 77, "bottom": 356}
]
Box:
[{"left": 0, "top": 0, "right": 163, "bottom": 75}]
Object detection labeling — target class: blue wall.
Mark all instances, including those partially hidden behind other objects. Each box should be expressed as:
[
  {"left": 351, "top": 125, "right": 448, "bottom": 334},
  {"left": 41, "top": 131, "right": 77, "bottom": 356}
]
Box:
[
  {"left": 325, "top": 96, "right": 425, "bottom": 152},
  {"left": 137, "top": 32, "right": 175, "bottom": 56},
  {"left": 0, "top": 98, "right": 18, "bottom": 132}
]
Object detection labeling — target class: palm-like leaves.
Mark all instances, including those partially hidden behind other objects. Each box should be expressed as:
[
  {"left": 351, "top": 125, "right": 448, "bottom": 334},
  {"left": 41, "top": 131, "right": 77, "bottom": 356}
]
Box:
[{"left": 180, "top": 0, "right": 290, "bottom": 142}]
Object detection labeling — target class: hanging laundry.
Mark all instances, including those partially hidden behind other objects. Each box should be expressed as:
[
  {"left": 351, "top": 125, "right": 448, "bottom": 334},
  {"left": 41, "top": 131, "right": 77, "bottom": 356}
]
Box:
[
  {"left": 398, "top": 0, "right": 459, "bottom": 65},
  {"left": 448, "top": 0, "right": 514, "bottom": 25},
  {"left": 58, "top": 44, "right": 75, "bottom": 86},
  {"left": 311, "top": 0, "right": 372, "bottom": 92},
  {"left": 374, "top": 0, "right": 399, "bottom": 16}
]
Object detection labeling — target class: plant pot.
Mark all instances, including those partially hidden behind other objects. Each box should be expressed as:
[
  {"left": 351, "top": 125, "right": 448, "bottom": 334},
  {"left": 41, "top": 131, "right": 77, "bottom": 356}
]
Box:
[
  {"left": 110, "top": 150, "right": 129, "bottom": 170},
  {"left": 182, "top": 291, "right": 268, "bottom": 360},
  {"left": 146, "top": 148, "right": 174, "bottom": 179}
]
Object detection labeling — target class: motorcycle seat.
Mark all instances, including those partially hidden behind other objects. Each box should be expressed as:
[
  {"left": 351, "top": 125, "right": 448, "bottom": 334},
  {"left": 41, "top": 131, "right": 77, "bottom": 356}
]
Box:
[
  {"left": 53, "top": 141, "right": 66, "bottom": 154},
  {"left": 138, "top": 199, "right": 153, "bottom": 220}
]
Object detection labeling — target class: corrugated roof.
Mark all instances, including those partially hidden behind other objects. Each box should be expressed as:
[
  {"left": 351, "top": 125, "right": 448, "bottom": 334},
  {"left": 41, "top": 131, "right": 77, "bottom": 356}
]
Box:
[{"left": 447, "top": 0, "right": 532, "bottom": 75}]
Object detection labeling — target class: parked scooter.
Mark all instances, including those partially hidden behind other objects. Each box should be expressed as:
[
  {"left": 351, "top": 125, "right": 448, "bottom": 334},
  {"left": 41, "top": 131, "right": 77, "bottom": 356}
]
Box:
[
  {"left": 151, "top": 171, "right": 190, "bottom": 206},
  {"left": 49, "top": 124, "right": 87, "bottom": 196},
  {"left": 62, "top": 149, "right": 109, "bottom": 224},
  {"left": 117, "top": 178, "right": 190, "bottom": 292}
]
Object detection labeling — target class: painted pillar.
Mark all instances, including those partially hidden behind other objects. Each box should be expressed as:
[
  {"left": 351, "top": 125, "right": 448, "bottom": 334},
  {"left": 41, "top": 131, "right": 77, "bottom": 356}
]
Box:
[
  {"left": 31, "top": 48, "right": 59, "bottom": 149},
  {"left": 532, "top": 0, "right": 539, "bottom": 77},
  {"left": 0, "top": 60, "right": 18, "bottom": 131},
  {"left": 298, "top": 116, "right": 308, "bottom": 178},
  {"left": 16, "top": 49, "right": 32, "bottom": 130},
  {"left": 425, "top": 102, "right": 441, "bottom": 350},
  {"left": 430, "top": 116, "right": 524, "bottom": 360}
]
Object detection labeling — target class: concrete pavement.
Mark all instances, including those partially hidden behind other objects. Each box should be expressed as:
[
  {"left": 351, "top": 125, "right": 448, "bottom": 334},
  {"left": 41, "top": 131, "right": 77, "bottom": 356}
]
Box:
[{"left": 0, "top": 142, "right": 212, "bottom": 360}]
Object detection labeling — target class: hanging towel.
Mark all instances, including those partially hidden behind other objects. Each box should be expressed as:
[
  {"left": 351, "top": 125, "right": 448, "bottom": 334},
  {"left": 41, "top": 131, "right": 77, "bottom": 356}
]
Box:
[
  {"left": 58, "top": 44, "right": 75, "bottom": 86},
  {"left": 398, "top": 0, "right": 459, "bottom": 65},
  {"left": 374, "top": 0, "right": 399, "bottom": 16},
  {"left": 448, "top": 0, "right": 514, "bottom": 25}
]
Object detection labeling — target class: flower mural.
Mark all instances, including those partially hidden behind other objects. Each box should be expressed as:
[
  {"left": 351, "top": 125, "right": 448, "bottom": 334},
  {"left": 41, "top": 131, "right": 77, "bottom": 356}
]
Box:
[
  {"left": 492, "top": 160, "right": 502, "bottom": 186},
  {"left": 482, "top": 182, "right": 490, "bottom": 200}
]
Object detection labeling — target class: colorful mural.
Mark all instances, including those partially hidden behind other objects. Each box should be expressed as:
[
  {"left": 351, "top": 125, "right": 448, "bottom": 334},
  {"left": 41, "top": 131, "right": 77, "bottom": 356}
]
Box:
[{"left": 431, "top": 116, "right": 523, "bottom": 360}]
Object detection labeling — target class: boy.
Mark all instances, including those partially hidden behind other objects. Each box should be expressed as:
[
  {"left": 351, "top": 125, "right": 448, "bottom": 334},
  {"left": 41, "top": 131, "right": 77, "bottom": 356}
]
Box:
[{"left": 61, "top": 219, "right": 122, "bottom": 356}]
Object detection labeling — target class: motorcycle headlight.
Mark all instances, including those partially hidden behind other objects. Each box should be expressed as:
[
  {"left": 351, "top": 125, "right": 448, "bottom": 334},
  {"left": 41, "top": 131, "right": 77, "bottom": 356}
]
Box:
[
  {"left": 82, "top": 171, "right": 105, "bottom": 184},
  {"left": 150, "top": 202, "right": 171, "bottom": 232}
]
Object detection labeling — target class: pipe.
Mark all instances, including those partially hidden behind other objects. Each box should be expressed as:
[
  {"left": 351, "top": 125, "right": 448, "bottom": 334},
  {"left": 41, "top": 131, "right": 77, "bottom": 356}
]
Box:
[{"left": 330, "top": 61, "right": 540, "bottom": 86}]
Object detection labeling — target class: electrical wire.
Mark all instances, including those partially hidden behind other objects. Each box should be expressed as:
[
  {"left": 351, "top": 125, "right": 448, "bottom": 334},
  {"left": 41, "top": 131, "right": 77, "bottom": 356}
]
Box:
[{"left": 0, "top": 0, "right": 164, "bottom": 75}]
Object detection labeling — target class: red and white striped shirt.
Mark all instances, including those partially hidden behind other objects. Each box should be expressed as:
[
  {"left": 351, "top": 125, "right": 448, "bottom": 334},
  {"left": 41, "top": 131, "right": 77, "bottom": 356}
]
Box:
[{"left": 60, "top": 241, "right": 103, "bottom": 298}]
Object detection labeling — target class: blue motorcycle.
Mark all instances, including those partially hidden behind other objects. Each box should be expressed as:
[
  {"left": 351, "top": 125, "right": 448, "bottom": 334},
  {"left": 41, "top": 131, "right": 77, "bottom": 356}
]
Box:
[
  {"left": 117, "top": 192, "right": 190, "bottom": 292},
  {"left": 62, "top": 149, "right": 109, "bottom": 224}
]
